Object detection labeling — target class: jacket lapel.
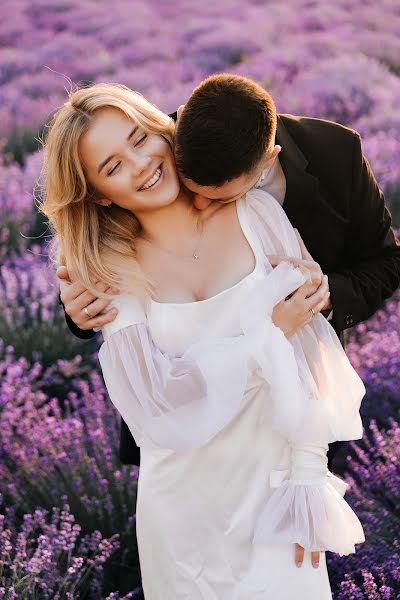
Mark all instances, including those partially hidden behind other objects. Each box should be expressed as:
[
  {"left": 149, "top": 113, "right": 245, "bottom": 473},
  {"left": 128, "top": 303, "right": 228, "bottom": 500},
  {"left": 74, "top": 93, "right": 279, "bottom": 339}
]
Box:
[
  {"left": 276, "top": 115, "right": 319, "bottom": 230},
  {"left": 276, "top": 115, "right": 349, "bottom": 261}
]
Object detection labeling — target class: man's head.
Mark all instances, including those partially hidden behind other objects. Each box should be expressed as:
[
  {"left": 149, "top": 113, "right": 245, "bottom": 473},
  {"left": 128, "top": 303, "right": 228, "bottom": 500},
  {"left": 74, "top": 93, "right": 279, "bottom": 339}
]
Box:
[{"left": 174, "top": 74, "right": 281, "bottom": 208}]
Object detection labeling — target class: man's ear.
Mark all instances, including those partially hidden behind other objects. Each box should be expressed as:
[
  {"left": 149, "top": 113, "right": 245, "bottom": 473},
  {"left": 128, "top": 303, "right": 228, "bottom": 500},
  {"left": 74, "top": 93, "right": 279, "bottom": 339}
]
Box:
[
  {"left": 177, "top": 104, "right": 185, "bottom": 121},
  {"left": 262, "top": 145, "right": 282, "bottom": 169}
]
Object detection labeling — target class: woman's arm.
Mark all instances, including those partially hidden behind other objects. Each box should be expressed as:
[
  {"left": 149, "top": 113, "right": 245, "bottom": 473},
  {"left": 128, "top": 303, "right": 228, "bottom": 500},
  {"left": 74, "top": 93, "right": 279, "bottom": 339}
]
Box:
[
  {"left": 99, "top": 320, "right": 250, "bottom": 451},
  {"left": 253, "top": 441, "right": 365, "bottom": 556}
]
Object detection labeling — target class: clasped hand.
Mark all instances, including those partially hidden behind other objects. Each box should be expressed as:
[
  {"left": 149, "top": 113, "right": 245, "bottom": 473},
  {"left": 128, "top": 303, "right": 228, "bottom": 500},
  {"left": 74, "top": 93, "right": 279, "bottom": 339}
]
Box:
[{"left": 269, "top": 229, "right": 332, "bottom": 339}]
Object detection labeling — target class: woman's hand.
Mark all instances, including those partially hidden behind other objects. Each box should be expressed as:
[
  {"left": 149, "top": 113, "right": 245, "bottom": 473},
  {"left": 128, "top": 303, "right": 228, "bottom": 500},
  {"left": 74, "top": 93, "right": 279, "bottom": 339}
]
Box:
[
  {"left": 295, "top": 543, "right": 320, "bottom": 568},
  {"left": 57, "top": 266, "right": 119, "bottom": 330},
  {"left": 272, "top": 275, "right": 330, "bottom": 338},
  {"left": 269, "top": 228, "right": 332, "bottom": 313}
]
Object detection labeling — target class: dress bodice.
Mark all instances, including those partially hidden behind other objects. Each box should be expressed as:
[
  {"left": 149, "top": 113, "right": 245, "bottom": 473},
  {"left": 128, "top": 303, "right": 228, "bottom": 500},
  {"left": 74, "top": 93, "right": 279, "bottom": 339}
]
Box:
[{"left": 146, "top": 197, "right": 265, "bottom": 356}]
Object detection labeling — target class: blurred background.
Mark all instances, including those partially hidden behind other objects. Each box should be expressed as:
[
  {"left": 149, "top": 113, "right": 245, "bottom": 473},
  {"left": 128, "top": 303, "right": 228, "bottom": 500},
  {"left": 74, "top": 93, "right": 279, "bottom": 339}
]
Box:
[{"left": 0, "top": 1, "right": 399, "bottom": 598}]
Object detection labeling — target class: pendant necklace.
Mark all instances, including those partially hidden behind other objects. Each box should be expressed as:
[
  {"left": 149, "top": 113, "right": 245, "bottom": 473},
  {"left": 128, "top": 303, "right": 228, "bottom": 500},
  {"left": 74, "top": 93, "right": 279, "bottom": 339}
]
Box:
[{"left": 140, "top": 217, "right": 205, "bottom": 261}]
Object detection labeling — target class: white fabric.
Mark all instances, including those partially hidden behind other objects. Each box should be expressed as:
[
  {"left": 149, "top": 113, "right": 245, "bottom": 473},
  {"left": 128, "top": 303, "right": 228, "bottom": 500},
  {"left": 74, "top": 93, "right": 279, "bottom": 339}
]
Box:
[
  {"left": 99, "top": 190, "right": 365, "bottom": 599},
  {"left": 254, "top": 156, "right": 286, "bottom": 206},
  {"left": 255, "top": 156, "right": 334, "bottom": 322}
]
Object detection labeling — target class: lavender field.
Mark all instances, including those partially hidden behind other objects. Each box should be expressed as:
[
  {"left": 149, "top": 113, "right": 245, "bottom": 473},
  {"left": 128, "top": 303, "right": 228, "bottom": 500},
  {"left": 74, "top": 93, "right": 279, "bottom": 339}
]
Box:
[{"left": 1, "top": 0, "right": 400, "bottom": 597}]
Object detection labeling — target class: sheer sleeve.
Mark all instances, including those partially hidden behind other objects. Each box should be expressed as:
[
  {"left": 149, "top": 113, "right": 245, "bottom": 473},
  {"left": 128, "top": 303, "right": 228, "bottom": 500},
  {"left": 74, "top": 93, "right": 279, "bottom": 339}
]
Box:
[
  {"left": 99, "top": 296, "right": 248, "bottom": 452},
  {"left": 244, "top": 189, "right": 365, "bottom": 444},
  {"left": 244, "top": 189, "right": 366, "bottom": 555},
  {"left": 98, "top": 262, "right": 308, "bottom": 453}
]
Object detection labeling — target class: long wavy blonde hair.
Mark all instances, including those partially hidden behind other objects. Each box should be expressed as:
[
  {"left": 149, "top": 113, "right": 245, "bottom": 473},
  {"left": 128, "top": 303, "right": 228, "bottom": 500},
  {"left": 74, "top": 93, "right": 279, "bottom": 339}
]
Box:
[{"left": 39, "top": 82, "right": 175, "bottom": 302}]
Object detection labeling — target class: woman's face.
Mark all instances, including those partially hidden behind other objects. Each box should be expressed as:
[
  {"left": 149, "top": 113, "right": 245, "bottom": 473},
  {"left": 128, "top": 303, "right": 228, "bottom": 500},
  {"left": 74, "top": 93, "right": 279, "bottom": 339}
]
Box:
[{"left": 78, "top": 107, "right": 180, "bottom": 214}]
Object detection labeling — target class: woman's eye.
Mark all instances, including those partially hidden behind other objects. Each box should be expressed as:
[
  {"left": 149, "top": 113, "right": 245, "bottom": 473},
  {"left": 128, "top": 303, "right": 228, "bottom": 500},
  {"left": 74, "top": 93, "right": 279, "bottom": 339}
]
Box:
[
  {"left": 108, "top": 162, "right": 121, "bottom": 176},
  {"left": 135, "top": 134, "right": 147, "bottom": 146}
]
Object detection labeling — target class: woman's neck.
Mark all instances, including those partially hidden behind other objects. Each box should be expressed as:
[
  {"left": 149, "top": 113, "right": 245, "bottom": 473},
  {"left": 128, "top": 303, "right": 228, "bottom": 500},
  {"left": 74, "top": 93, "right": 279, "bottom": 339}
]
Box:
[{"left": 136, "top": 190, "right": 220, "bottom": 253}]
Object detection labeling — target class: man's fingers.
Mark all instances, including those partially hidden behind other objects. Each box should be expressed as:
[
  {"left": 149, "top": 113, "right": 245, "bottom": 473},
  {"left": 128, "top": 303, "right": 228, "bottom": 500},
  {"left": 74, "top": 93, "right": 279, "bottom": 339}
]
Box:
[
  {"left": 78, "top": 294, "right": 115, "bottom": 319},
  {"left": 294, "top": 543, "right": 304, "bottom": 567},
  {"left": 305, "top": 275, "right": 330, "bottom": 310},
  {"left": 61, "top": 280, "right": 90, "bottom": 302},
  {"left": 79, "top": 307, "right": 119, "bottom": 330},
  {"left": 71, "top": 283, "right": 112, "bottom": 311},
  {"left": 56, "top": 265, "right": 71, "bottom": 282}
]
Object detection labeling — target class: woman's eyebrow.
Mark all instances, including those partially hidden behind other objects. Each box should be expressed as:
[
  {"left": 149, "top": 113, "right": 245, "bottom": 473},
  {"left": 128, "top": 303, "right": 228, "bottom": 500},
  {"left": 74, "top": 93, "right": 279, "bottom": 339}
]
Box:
[{"left": 97, "top": 125, "right": 139, "bottom": 174}]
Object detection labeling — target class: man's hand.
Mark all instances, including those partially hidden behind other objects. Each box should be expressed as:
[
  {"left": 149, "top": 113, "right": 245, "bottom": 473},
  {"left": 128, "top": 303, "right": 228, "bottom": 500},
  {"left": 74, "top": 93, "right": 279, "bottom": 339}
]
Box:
[{"left": 57, "top": 266, "right": 119, "bottom": 330}]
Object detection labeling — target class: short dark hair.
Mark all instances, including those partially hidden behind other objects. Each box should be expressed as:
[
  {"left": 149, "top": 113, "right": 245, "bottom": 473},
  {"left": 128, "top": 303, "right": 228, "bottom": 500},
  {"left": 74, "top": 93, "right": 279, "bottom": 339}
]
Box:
[{"left": 174, "top": 74, "right": 277, "bottom": 187}]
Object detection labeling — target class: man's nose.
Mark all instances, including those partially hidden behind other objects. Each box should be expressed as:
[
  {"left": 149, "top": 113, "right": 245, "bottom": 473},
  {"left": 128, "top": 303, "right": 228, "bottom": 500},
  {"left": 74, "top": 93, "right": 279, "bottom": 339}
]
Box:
[{"left": 193, "top": 195, "right": 212, "bottom": 211}]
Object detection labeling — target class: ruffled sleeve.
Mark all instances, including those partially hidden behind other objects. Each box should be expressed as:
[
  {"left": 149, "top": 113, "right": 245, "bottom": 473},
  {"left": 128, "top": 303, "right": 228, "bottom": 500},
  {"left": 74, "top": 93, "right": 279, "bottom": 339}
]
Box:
[
  {"left": 252, "top": 442, "right": 365, "bottom": 555},
  {"left": 243, "top": 189, "right": 366, "bottom": 555}
]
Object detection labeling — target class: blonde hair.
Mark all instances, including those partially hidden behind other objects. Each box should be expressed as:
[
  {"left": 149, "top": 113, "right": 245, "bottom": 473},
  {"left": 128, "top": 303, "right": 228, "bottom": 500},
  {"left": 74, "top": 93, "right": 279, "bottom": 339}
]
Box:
[{"left": 39, "top": 82, "right": 175, "bottom": 303}]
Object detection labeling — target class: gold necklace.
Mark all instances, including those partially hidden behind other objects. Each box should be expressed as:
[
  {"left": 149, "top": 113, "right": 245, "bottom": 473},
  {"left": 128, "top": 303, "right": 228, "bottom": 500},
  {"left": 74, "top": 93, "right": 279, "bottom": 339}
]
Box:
[{"left": 140, "top": 218, "right": 205, "bottom": 261}]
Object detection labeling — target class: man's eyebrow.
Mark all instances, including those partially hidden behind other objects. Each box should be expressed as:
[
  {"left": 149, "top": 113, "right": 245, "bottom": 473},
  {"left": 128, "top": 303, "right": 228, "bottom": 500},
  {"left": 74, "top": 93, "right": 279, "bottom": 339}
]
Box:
[{"left": 97, "top": 125, "right": 139, "bottom": 174}]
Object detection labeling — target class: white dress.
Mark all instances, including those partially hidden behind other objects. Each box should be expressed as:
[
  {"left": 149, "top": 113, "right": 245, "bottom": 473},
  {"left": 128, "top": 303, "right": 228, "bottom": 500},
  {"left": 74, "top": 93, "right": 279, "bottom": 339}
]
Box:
[{"left": 99, "top": 190, "right": 366, "bottom": 600}]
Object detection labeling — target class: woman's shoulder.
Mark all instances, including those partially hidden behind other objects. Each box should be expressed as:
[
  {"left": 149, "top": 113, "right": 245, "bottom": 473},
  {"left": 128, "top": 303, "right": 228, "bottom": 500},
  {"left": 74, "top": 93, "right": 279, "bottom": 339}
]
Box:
[
  {"left": 243, "top": 189, "right": 299, "bottom": 257},
  {"left": 243, "top": 188, "right": 289, "bottom": 232}
]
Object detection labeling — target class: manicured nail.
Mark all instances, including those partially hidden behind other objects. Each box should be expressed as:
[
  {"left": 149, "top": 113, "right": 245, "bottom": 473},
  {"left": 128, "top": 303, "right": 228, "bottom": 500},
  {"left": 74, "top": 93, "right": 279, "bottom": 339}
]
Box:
[
  {"left": 313, "top": 563, "right": 319, "bottom": 569},
  {"left": 296, "top": 561, "right": 302, "bottom": 567}
]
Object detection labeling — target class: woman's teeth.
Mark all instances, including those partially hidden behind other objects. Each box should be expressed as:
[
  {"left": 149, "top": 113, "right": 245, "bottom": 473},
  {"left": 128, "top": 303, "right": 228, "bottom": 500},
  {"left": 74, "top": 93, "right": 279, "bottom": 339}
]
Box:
[{"left": 140, "top": 167, "right": 162, "bottom": 190}]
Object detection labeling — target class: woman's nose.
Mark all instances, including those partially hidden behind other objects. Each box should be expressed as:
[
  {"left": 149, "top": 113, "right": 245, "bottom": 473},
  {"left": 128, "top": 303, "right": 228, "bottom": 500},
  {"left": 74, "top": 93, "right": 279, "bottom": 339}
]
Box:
[{"left": 130, "top": 152, "right": 152, "bottom": 177}]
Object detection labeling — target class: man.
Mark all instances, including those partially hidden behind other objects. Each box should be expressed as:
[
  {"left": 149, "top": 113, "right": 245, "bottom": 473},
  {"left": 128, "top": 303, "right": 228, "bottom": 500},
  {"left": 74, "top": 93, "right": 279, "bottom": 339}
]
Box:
[{"left": 58, "top": 73, "right": 400, "bottom": 472}]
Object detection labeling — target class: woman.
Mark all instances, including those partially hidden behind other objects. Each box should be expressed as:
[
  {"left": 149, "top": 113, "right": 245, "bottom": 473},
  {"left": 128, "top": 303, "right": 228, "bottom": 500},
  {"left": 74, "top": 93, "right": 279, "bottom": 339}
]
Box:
[{"left": 40, "top": 83, "right": 365, "bottom": 599}]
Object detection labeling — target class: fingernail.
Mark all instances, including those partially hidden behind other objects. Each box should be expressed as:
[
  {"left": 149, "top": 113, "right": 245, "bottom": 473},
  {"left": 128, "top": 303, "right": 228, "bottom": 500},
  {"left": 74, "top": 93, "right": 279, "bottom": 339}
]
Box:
[
  {"left": 313, "top": 563, "right": 319, "bottom": 569},
  {"left": 296, "top": 561, "right": 302, "bottom": 568}
]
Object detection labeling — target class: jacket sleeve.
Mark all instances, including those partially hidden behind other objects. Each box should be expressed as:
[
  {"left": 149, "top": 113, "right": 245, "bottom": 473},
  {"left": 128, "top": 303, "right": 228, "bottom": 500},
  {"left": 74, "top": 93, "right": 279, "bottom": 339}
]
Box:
[{"left": 327, "top": 132, "right": 400, "bottom": 332}]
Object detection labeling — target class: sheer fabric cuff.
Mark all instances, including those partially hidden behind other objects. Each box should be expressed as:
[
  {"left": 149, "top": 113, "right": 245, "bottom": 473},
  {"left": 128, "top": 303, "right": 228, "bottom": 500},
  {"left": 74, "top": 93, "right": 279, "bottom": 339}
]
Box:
[{"left": 252, "top": 444, "right": 365, "bottom": 556}]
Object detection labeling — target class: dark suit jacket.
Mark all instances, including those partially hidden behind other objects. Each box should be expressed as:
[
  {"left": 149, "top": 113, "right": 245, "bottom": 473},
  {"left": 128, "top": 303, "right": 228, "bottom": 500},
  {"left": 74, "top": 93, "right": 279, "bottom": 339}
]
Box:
[{"left": 60, "top": 113, "right": 400, "bottom": 468}]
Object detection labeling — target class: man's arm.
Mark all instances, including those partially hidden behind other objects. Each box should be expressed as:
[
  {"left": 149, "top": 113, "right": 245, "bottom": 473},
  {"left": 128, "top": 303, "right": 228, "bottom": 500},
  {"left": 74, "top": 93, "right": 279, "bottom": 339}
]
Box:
[
  {"left": 327, "top": 132, "right": 400, "bottom": 332},
  {"left": 59, "top": 293, "right": 97, "bottom": 340},
  {"left": 58, "top": 266, "right": 119, "bottom": 339}
]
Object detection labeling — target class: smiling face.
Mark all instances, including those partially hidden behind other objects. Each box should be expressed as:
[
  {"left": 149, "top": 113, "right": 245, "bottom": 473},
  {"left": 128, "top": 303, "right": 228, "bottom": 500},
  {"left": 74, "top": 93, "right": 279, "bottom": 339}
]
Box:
[{"left": 78, "top": 107, "right": 181, "bottom": 214}]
